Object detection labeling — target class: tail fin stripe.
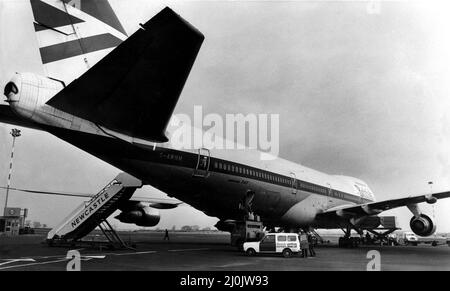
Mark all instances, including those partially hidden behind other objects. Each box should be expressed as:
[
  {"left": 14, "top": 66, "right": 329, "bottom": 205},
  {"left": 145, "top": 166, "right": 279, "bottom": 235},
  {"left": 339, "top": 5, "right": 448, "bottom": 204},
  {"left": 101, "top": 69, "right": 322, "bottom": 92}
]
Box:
[
  {"left": 62, "top": 0, "right": 127, "bottom": 36},
  {"left": 30, "top": 0, "right": 84, "bottom": 31},
  {"left": 34, "top": 22, "right": 72, "bottom": 36},
  {"left": 40, "top": 33, "right": 122, "bottom": 64}
]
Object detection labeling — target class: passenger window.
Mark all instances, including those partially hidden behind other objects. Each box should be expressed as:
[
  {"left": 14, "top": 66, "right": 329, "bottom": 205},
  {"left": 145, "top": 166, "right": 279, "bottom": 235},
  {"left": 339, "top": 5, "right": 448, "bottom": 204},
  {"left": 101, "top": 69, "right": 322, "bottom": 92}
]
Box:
[
  {"left": 277, "top": 235, "right": 287, "bottom": 242},
  {"left": 288, "top": 235, "right": 297, "bottom": 242}
]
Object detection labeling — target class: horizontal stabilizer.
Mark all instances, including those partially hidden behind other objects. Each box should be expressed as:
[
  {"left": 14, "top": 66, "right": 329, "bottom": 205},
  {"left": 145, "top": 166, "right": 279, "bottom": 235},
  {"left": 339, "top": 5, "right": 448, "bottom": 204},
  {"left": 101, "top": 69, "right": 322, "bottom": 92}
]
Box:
[
  {"left": 46, "top": 7, "right": 205, "bottom": 142},
  {"left": 0, "top": 105, "right": 42, "bottom": 131},
  {"left": 0, "top": 185, "right": 183, "bottom": 206}
]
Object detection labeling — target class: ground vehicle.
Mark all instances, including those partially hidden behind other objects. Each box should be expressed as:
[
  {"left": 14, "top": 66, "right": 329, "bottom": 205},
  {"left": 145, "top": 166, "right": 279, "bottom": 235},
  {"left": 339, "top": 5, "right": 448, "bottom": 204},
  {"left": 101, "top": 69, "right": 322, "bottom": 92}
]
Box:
[
  {"left": 418, "top": 234, "right": 449, "bottom": 246},
  {"left": 400, "top": 232, "right": 419, "bottom": 246},
  {"left": 19, "top": 226, "right": 35, "bottom": 235},
  {"left": 230, "top": 220, "right": 264, "bottom": 248},
  {"left": 243, "top": 233, "right": 300, "bottom": 258}
]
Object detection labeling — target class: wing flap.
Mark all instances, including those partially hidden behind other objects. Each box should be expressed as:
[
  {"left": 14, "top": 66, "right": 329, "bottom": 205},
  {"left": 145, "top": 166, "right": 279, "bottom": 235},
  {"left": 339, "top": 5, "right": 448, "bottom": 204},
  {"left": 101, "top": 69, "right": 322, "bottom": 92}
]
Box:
[{"left": 46, "top": 7, "right": 204, "bottom": 142}]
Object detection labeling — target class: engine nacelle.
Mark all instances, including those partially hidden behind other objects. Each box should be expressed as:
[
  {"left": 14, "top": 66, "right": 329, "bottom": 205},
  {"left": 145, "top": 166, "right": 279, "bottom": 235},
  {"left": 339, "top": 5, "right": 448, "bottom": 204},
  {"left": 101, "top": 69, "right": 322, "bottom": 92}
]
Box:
[
  {"left": 410, "top": 214, "right": 436, "bottom": 237},
  {"left": 215, "top": 220, "right": 235, "bottom": 233},
  {"left": 116, "top": 206, "right": 160, "bottom": 227},
  {"left": 4, "top": 72, "right": 63, "bottom": 119}
]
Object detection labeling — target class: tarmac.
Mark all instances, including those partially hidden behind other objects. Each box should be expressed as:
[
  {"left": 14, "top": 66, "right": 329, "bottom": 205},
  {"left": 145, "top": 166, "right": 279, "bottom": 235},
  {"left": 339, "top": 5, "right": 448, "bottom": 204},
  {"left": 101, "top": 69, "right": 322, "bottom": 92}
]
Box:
[{"left": 0, "top": 231, "right": 449, "bottom": 271}]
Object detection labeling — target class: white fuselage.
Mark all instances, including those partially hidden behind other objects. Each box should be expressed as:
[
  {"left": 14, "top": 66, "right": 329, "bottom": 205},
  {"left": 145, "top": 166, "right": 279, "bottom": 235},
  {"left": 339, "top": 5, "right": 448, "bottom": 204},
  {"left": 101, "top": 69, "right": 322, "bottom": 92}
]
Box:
[{"left": 5, "top": 72, "right": 376, "bottom": 227}]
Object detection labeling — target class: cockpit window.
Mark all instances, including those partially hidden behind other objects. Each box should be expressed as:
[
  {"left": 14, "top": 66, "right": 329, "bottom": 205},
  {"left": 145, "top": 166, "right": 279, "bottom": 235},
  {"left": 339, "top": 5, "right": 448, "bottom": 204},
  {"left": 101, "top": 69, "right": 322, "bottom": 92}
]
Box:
[{"left": 4, "top": 82, "right": 18, "bottom": 96}]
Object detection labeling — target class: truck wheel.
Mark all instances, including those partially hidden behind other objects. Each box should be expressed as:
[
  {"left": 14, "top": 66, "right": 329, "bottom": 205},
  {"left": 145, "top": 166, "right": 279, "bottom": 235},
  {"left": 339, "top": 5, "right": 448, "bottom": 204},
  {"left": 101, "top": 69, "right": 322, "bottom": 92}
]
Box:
[
  {"left": 246, "top": 248, "right": 256, "bottom": 256},
  {"left": 282, "top": 248, "right": 292, "bottom": 258},
  {"left": 432, "top": 241, "right": 437, "bottom": 247}
]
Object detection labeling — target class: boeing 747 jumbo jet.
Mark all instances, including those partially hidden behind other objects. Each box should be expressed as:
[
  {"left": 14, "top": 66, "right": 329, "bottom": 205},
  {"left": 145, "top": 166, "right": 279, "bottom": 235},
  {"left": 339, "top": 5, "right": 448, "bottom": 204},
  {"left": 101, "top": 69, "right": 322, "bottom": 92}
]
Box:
[{"left": 1, "top": 0, "right": 449, "bottom": 246}]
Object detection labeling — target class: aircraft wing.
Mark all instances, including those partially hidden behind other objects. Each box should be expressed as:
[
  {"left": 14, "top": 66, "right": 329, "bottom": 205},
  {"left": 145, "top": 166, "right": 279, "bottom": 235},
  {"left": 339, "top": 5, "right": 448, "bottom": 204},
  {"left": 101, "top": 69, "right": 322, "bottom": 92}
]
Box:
[
  {"left": 0, "top": 186, "right": 183, "bottom": 209},
  {"left": 319, "top": 191, "right": 450, "bottom": 218},
  {"left": 46, "top": 7, "right": 204, "bottom": 142}
]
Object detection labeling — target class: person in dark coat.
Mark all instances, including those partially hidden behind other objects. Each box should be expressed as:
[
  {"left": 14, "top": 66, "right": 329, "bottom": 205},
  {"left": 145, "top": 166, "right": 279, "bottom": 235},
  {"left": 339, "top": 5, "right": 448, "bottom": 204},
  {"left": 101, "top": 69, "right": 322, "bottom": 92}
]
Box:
[
  {"left": 307, "top": 232, "right": 316, "bottom": 257},
  {"left": 164, "top": 229, "right": 170, "bottom": 241},
  {"left": 299, "top": 231, "right": 309, "bottom": 258}
]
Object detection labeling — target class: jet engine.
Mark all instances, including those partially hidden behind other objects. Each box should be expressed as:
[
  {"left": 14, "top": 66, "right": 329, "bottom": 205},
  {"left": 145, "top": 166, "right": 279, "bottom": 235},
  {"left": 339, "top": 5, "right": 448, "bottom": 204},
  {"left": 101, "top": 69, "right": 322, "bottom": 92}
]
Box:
[
  {"left": 4, "top": 73, "right": 64, "bottom": 119},
  {"left": 116, "top": 203, "right": 161, "bottom": 227},
  {"left": 410, "top": 214, "right": 436, "bottom": 237},
  {"left": 215, "top": 220, "right": 236, "bottom": 232}
]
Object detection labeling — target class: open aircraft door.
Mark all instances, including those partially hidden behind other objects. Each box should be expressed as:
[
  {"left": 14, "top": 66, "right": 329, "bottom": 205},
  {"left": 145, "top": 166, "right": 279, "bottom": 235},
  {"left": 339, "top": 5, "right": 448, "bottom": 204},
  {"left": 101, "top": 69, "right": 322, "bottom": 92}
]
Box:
[
  {"left": 290, "top": 172, "right": 297, "bottom": 195},
  {"left": 193, "top": 148, "right": 210, "bottom": 178}
]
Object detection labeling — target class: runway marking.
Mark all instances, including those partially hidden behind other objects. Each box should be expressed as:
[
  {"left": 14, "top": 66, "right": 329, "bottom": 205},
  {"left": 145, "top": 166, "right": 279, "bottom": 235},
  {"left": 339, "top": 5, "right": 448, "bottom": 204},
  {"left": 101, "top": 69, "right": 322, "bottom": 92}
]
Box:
[
  {"left": 0, "top": 258, "right": 36, "bottom": 267},
  {"left": 215, "top": 262, "right": 253, "bottom": 268},
  {"left": 0, "top": 258, "right": 68, "bottom": 270},
  {"left": 111, "top": 251, "right": 157, "bottom": 256},
  {"left": 0, "top": 247, "right": 209, "bottom": 269},
  {"left": 0, "top": 248, "right": 85, "bottom": 261},
  {"left": 168, "top": 248, "right": 210, "bottom": 252}
]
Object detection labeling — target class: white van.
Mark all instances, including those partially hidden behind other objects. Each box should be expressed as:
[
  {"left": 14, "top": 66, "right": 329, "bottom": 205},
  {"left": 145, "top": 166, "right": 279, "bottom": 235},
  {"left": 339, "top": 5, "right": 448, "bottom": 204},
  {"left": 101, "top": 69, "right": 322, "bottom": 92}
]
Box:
[
  {"left": 243, "top": 233, "right": 301, "bottom": 258},
  {"left": 400, "top": 232, "right": 419, "bottom": 246}
]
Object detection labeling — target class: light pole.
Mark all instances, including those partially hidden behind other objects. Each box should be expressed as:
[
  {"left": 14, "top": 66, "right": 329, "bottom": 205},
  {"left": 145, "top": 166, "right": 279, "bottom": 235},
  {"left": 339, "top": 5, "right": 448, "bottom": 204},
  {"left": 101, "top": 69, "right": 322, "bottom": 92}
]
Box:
[
  {"left": 428, "top": 181, "right": 435, "bottom": 218},
  {"left": 3, "top": 128, "right": 21, "bottom": 216}
]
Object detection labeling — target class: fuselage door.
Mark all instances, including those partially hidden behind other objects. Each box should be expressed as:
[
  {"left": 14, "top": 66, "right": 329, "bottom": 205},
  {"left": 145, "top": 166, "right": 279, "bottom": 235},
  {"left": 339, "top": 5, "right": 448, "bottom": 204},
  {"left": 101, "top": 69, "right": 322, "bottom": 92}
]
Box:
[
  {"left": 326, "top": 182, "right": 333, "bottom": 210},
  {"left": 290, "top": 172, "right": 297, "bottom": 195},
  {"left": 193, "top": 148, "right": 210, "bottom": 178}
]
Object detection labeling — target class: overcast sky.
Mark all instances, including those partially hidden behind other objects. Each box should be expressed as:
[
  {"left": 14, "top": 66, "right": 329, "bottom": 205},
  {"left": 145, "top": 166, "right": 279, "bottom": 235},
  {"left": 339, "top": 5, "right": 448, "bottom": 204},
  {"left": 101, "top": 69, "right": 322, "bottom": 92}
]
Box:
[{"left": 0, "top": 0, "right": 449, "bottom": 232}]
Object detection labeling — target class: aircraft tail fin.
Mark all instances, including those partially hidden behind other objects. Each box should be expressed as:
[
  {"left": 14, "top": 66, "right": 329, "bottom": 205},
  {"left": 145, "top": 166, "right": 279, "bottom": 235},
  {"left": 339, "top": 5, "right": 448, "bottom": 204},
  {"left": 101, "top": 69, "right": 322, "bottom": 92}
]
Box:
[
  {"left": 46, "top": 7, "right": 204, "bottom": 143},
  {"left": 29, "top": 0, "right": 127, "bottom": 84}
]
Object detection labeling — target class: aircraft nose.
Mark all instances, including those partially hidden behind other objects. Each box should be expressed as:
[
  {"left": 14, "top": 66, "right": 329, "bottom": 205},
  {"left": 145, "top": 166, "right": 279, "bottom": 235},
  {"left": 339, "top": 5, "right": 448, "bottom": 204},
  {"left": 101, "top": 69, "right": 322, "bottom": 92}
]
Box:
[{"left": 3, "top": 73, "right": 21, "bottom": 103}]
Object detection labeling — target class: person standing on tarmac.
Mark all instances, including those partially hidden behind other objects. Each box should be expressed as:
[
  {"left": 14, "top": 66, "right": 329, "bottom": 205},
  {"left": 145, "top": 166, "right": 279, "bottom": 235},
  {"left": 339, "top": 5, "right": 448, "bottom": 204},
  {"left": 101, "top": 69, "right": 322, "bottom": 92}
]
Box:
[
  {"left": 307, "top": 232, "right": 316, "bottom": 257},
  {"left": 299, "top": 231, "right": 308, "bottom": 258},
  {"left": 164, "top": 229, "right": 170, "bottom": 241}
]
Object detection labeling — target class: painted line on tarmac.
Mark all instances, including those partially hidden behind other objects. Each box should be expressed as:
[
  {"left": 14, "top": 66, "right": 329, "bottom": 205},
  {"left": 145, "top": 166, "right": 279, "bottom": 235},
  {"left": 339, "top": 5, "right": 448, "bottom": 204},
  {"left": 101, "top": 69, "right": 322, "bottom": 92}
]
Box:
[
  {"left": 111, "top": 251, "right": 157, "bottom": 256},
  {"left": 168, "top": 248, "right": 210, "bottom": 252},
  {"left": 0, "top": 248, "right": 85, "bottom": 261},
  {"left": 0, "top": 258, "right": 36, "bottom": 267},
  {"left": 0, "top": 247, "right": 209, "bottom": 269},
  {"left": 215, "top": 262, "right": 253, "bottom": 268},
  {"left": 0, "top": 258, "right": 68, "bottom": 270}
]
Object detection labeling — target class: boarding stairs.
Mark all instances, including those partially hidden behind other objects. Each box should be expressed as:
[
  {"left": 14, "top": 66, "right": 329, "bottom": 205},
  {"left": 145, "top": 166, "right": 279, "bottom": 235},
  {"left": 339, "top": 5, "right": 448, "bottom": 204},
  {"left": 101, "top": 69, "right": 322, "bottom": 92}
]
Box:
[{"left": 46, "top": 172, "right": 142, "bottom": 249}]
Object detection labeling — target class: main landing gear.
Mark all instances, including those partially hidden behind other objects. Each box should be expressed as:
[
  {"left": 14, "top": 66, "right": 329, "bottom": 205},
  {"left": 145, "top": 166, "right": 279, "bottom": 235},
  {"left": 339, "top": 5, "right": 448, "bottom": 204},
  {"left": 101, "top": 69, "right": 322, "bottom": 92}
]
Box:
[{"left": 338, "top": 226, "right": 361, "bottom": 248}]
